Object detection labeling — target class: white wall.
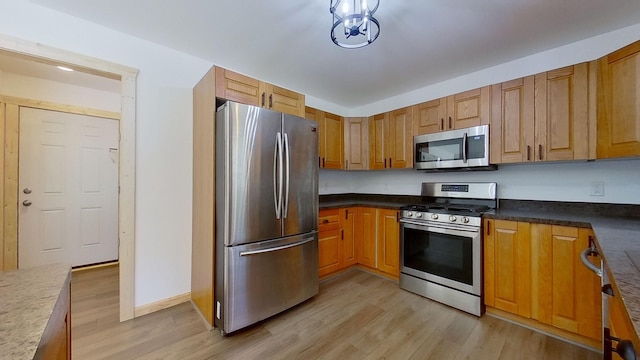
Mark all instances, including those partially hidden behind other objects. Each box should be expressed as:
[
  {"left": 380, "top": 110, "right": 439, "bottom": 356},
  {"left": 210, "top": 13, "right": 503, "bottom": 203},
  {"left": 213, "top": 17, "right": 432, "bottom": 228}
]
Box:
[
  {"left": 320, "top": 158, "right": 640, "bottom": 204},
  {"left": 0, "top": 72, "right": 121, "bottom": 112},
  {"left": 0, "top": 0, "right": 213, "bottom": 307}
]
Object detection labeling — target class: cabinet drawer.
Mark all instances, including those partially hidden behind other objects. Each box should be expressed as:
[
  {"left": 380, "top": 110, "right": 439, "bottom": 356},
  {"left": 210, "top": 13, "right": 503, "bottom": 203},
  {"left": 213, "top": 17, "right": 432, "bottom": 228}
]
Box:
[{"left": 319, "top": 209, "right": 340, "bottom": 231}]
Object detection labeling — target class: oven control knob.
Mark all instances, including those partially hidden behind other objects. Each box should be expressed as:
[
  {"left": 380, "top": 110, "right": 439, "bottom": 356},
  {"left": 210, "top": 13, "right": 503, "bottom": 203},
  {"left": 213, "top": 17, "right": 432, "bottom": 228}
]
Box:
[
  {"left": 415, "top": 212, "right": 422, "bottom": 218},
  {"left": 449, "top": 215, "right": 457, "bottom": 222},
  {"left": 406, "top": 211, "right": 413, "bottom": 217},
  {"left": 431, "top": 214, "right": 438, "bottom": 220},
  {"left": 462, "top": 217, "right": 470, "bottom": 224}
]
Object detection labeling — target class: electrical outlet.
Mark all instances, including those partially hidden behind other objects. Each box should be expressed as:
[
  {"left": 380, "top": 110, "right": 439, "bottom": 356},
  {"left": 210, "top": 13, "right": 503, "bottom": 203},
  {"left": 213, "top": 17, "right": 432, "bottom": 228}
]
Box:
[{"left": 589, "top": 181, "right": 605, "bottom": 196}]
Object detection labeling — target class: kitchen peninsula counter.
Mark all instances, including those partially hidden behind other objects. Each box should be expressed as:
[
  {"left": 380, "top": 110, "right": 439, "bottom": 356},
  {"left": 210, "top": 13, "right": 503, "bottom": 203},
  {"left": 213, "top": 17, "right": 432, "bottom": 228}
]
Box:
[
  {"left": 0, "top": 263, "right": 72, "bottom": 359},
  {"left": 484, "top": 200, "right": 640, "bottom": 342}
]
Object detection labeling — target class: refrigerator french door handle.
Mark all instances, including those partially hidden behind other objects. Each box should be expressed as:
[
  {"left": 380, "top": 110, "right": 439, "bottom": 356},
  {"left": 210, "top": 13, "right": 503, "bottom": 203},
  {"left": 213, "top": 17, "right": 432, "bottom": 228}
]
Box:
[
  {"left": 239, "top": 236, "right": 315, "bottom": 256},
  {"left": 274, "top": 132, "right": 283, "bottom": 219},
  {"left": 283, "top": 132, "right": 290, "bottom": 219}
]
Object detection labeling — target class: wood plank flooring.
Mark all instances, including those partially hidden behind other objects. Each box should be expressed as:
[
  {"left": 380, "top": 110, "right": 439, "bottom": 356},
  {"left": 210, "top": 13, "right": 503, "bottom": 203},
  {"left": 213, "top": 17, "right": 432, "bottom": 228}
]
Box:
[{"left": 71, "top": 265, "right": 601, "bottom": 359}]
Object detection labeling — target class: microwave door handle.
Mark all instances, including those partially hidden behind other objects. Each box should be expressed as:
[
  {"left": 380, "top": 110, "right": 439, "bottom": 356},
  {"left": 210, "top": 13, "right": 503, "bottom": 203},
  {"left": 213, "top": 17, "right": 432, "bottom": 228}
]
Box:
[{"left": 462, "top": 132, "right": 468, "bottom": 163}]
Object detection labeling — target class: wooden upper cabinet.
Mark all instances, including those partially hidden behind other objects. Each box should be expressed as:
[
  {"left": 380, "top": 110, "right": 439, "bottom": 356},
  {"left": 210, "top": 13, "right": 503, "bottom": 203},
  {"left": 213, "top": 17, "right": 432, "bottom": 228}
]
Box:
[
  {"left": 535, "top": 63, "right": 591, "bottom": 161},
  {"left": 318, "top": 110, "right": 344, "bottom": 169},
  {"left": 413, "top": 87, "right": 490, "bottom": 135},
  {"left": 447, "top": 87, "right": 491, "bottom": 130},
  {"left": 369, "top": 112, "right": 389, "bottom": 170},
  {"left": 598, "top": 40, "right": 640, "bottom": 158},
  {"left": 389, "top": 107, "right": 413, "bottom": 169},
  {"left": 215, "top": 67, "right": 305, "bottom": 117},
  {"left": 344, "top": 117, "right": 369, "bottom": 170},
  {"left": 491, "top": 63, "right": 594, "bottom": 164},
  {"left": 265, "top": 83, "right": 305, "bottom": 118},
  {"left": 491, "top": 77, "right": 535, "bottom": 164},
  {"left": 413, "top": 98, "right": 446, "bottom": 135},
  {"left": 369, "top": 108, "right": 413, "bottom": 170},
  {"left": 215, "top": 67, "right": 262, "bottom": 107}
]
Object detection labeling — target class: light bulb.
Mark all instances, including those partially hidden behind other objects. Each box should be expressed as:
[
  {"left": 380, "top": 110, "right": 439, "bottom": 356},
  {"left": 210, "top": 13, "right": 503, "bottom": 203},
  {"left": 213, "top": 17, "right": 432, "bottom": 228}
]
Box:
[{"left": 342, "top": 2, "right": 348, "bottom": 15}]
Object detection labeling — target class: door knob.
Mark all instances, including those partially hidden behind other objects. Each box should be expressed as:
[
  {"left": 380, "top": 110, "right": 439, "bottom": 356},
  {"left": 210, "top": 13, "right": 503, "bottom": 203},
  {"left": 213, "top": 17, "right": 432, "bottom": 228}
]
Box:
[
  {"left": 23, "top": 188, "right": 32, "bottom": 194},
  {"left": 22, "top": 200, "right": 32, "bottom": 206}
]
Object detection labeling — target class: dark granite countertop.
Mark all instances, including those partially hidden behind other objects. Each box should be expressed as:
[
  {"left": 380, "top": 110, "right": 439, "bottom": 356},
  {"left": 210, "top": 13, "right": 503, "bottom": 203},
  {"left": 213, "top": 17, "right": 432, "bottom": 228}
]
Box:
[
  {"left": 485, "top": 200, "right": 640, "bottom": 341},
  {"left": 319, "top": 194, "right": 420, "bottom": 210}
]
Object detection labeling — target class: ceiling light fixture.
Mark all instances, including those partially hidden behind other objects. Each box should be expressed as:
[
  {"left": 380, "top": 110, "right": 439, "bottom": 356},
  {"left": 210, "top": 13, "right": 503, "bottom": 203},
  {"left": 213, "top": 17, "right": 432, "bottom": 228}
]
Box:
[
  {"left": 330, "top": 0, "right": 380, "bottom": 49},
  {"left": 56, "top": 66, "right": 74, "bottom": 72}
]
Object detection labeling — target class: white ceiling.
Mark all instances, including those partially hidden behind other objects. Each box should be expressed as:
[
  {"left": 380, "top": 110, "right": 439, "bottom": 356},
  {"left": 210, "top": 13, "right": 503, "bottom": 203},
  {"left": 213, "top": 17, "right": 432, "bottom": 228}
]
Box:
[{"left": 27, "top": 0, "right": 640, "bottom": 108}]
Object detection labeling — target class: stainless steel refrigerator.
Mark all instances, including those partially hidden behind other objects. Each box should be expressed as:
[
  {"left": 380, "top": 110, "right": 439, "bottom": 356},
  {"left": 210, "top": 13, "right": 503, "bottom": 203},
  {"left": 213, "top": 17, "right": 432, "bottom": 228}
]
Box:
[{"left": 214, "top": 101, "right": 319, "bottom": 335}]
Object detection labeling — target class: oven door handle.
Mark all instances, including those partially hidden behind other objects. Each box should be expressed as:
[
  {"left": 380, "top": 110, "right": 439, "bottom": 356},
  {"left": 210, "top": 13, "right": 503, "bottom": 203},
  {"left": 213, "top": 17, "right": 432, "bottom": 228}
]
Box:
[{"left": 400, "top": 219, "right": 479, "bottom": 234}]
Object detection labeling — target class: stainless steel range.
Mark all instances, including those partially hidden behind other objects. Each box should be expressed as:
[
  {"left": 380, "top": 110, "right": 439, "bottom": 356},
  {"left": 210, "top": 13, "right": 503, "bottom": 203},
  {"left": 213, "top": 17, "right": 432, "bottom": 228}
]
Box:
[{"left": 399, "top": 182, "right": 497, "bottom": 316}]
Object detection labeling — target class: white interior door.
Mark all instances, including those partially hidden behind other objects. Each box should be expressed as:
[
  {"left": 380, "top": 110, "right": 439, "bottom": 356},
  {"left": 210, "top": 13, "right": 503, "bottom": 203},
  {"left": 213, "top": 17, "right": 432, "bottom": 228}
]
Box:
[{"left": 18, "top": 107, "right": 119, "bottom": 268}]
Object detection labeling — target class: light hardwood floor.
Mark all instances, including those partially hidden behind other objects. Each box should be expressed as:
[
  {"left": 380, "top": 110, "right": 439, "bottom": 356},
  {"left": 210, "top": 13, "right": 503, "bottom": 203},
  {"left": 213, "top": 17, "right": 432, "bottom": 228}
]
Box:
[{"left": 71, "top": 265, "right": 601, "bottom": 359}]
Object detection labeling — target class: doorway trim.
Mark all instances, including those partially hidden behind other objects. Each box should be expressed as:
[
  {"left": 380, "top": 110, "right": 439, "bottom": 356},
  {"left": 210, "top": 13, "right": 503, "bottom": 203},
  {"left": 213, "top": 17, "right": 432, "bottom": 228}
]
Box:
[{"left": 0, "top": 34, "right": 138, "bottom": 322}]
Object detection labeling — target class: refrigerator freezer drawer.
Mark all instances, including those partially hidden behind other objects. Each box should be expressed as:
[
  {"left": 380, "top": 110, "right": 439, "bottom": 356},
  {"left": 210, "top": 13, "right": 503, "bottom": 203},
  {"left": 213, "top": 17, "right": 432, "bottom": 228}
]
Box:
[{"left": 215, "top": 233, "right": 319, "bottom": 334}]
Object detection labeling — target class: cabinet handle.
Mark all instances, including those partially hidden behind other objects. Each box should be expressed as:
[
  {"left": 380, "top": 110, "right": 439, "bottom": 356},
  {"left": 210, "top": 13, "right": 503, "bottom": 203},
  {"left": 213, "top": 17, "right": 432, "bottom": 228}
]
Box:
[
  {"left": 323, "top": 158, "right": 325, "bottom": 168},
  {"left": 261, "top": 92, "right": 266, "bottom": 107},
  {"left": 341, "top": 229, "right": 344, "bottom": 240},
  {"left": 449, "top": 116, "right": 452, "bottom": 129},
  {"left": 345, "top": 209, "right": 348, "bottom": 220},
  {"left": 527, "top": 146, "right": 531, "bottom": 161},
  {"left": 538, "top": 144, "right": 543, "bottom": 161},
  {"left": 384, "top": 158, "right": 387, "bottom": 168},
  {"left": 396, "top": 211, "right": 400, "bottom": 222},
  {"left": 389, "top": 157, "right": 392, "bottom": 168},
  {"left": 486, "top": 221, "right": 491, "bottom": 236},
  {"left": 269, "top": 94, "right": 273, "bottom": 109},
  {"left": 319, "top": 156, "right": 321, "bottom": 168},
  {"left": 440, "top": 118, "right": 444, "bottom": 130}
]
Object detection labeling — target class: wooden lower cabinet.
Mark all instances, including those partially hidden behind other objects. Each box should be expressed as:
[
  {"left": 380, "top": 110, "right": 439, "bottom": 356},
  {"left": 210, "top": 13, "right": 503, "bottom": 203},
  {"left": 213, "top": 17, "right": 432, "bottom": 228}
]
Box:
[
  {"left": 531, "top": 224, "right": 601, "bottom": 341},
  {"left": 376, "top": 208, "right": 400, "bottom": 278},
  {"left": 356, "top": 207, "right": 377, "bottom": 268},
  {"left": 607, "top": 268, "right": 640, "bottom": 358},
  {"left": 318, "top": 209, "right": 341, "bottom": 277},
  {"left": 36, "top": 277, "right": 71, "bottom": 359},
  {"left": 318, "top": 207, "right": 400, "bottom": 280},
  {"left": 484, "top": 218, "right": 602, "bottom": 345},
  {"left": 484, "top": 219, "right": 532, "bottom": 317}
]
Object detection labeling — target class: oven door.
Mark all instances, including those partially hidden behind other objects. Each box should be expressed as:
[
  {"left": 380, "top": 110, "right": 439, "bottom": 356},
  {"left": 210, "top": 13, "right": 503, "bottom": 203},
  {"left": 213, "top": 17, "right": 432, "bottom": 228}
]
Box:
[{"left": 400, "top": 219, "right": 481, "bottom": 296}]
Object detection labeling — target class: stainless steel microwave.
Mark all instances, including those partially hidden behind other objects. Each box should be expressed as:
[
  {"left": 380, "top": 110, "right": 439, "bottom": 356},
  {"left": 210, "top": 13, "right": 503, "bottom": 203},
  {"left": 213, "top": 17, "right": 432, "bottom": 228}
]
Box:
[{"left": 414, "top": 125, "right": 492, "bottom": 170}]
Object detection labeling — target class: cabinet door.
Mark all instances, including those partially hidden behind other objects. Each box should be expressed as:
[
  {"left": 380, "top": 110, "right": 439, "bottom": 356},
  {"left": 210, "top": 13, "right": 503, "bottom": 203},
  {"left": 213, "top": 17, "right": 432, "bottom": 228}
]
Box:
[
  {"left": 484, "top": 219, "right": 532, "bottom": 318},
  {"left": 318, "top": 209, "right": 341, "bottom": 277},
  {"left": 490, "top": 77, "right": 535, "bottom": 164},
  {"left": 319, "top": 112, "right": 344, "bottom": 169},
  {"left": 341, "top": 208, "right": 357, "bottom": 267},
  {"left": 265, "top": 83, "right": 305, "bottom": 117},
  {"left": 369, "top": 113, "right": 389, "bottom": 170},
  {"left": 447, "top": 86, "right": 491, "bottom": 130},
  {"left": 597, "top": 41, "right": 640, "bottom": 158},
  {"left": 376, "top": 209, "right": 399, "bottom": 278},
  {"left": 413, "top": 98, "right": 446, "bottom": 135},
  {"left": 607, "top": 268, "right": 640, "bottom": 356},
  {"left": 535, "top": 64, "right": 590, "bottom": 161},
  {"left": 532, "top": 225, "right": 602, "bottom": 341},
  {"left": 305, "top": 106, "right": 322, "bottom": 168},
  {"left": 388, "top": 107, "right": 413, "bottom": 169},
  {"left": 214, "top": 67, "right": 263, "bottom": 107},
  {"left": 356, "top": 207, "right": 376, "bottom": 268},
  {"left": 344, "top": 117, "right": 369, "bottom": 170}
]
